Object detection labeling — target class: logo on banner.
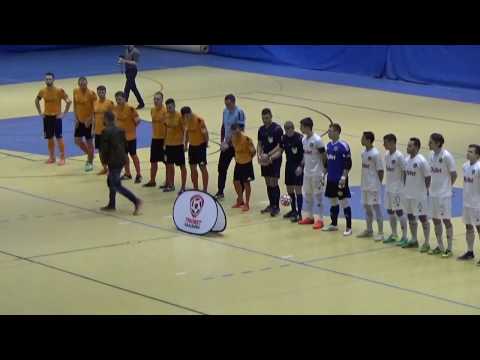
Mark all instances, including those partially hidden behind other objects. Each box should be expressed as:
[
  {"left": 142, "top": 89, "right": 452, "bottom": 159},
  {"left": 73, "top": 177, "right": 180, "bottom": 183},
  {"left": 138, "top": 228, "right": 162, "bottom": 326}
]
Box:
[{"left": 190, "top": 195, "right": 204, "bottom": 218}]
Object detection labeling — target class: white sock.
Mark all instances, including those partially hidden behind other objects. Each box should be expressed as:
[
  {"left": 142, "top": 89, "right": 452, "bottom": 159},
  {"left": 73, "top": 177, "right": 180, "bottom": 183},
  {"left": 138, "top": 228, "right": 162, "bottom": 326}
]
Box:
[
  {"left": 365, "top": 205, "right": 373, "bottom": 233},
  {"left": 422, "top": 221, "right": 430, "bottom": 246},
  {"left": 409, "top": 219, "right": 418, "bottom": 242},
  {"left": 434, "top": 222, "right": 445, "bottom": 251},
  {"left": 389, "top": 214, "right": 398, "bottom": 237},
  {"left": 399, "top": 215, "right": 408, "bottom": 239},
  {"left": 373, "top": 205, "right": 383, "bottom": 234},
  {"left": 446, "top": 225, "right": 453, "bottom": 251}
]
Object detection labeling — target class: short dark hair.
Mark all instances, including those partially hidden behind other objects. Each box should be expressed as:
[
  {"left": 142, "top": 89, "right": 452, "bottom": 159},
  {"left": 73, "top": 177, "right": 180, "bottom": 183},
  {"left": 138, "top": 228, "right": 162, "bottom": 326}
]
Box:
[
  {"left": 383, "top": 133, "right": 397, "bottom": 143},
  {"left": 181, "top": 106, "right": 192, "bottom": 116},
  {"left": 261, "top": 108, "right": 272, "bottom": 117},
  {"left": 300, "top": 117, "right": 314, "bottom": 130},
  {"left": 409, "top": 137, "right": 421, "bottom": 149},
  {"left": 78, "top": 76, "right": 87, "bottom": 82},
  {"left": 284, "top": 121, "right": 294, "bottom": 130},
  {"left": 97, "top": 85, "right": 106, "bottom": 91},
  {"left": 115, "top": 91, "right": 125, "bottom": 98},
  {"left": 165, "top": 98, "right": 175, "bottom": 106},
  {"left": 330, "top": 123, "right": 342, "bottom": 134},
  {"left": 104, "top": 111, "right": 115, "bottom": 124},
  {"left": 430, "top": 133, "right": 445, "bottom": 147},
  {"left": 45, "top": 72, "right": 55, "bottom": 78},
  {"left": 231, "top": 123, "right": 241, "bottom": 131},
  {"left": 225, "top": 94, "right": 236, "bottom": 103},
  {"left": 154, "top": 91, "right": 164, "bottom": 98},
  {"left": 363, "top": 131, "right": 375, "bottom": 143},
  {"left": 469, "top": 144, "right": 480, "bottom": 156}
]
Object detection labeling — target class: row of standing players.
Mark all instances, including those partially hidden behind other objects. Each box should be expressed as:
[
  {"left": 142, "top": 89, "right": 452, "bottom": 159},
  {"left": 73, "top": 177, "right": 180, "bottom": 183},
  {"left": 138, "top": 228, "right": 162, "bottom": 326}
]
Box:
[{"left": 34, "top": 74, "right": 480, "bottom": 264}]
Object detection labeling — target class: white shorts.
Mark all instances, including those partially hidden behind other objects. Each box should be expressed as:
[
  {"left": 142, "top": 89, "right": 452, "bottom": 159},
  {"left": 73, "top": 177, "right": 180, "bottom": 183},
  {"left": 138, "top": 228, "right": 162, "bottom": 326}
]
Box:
[
  {"left": 463, "top": 207, "right": 480, "bottom": 226},
  {"left": 404, "top": 197, "right": 430, "bottom": 217},
  {"left": 302, "top": 176, "right": 324, "bottom": 196},
  {"left": 361, "top": 190, "right": 381, "bottom": 205},
  {"left": 430, "top": 196, "right": 452, "bottom": 219},
  {"left": 384, "top": 192, "right": 404, "bottom": 211}
]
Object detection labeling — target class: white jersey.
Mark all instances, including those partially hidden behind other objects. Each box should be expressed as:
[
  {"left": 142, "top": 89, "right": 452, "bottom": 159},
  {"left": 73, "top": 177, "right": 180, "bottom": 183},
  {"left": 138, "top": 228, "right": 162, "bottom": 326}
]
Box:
[
  {"left": 361, "top": 147, "right": 384, "bottom": 192},
  {"left": 302, "top": 133, "right": 325, "bottom": 177},
  {"left": 404, "top": 154, "right": 431, "bottom": 199},
  {"left": 463, "top": 160, "right": 480, "bottom": 209},
  {"left": 429, "top": 149, "right": 456, "bottom": 198},
  {"left": 385, "top": 150, "right": 406, "bottom": 194}
]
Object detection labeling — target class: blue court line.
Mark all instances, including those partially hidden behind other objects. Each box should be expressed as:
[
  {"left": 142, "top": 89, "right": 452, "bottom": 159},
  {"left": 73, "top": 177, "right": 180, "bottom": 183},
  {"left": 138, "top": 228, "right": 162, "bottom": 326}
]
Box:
[{"left": 0, "top": 184, "right": 478, "bottom": 313}]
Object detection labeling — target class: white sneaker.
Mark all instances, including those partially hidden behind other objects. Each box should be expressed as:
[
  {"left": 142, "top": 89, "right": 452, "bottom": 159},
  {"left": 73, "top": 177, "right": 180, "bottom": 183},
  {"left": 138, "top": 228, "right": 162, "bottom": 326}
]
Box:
[
  {"left": 322, "top": 224, "right": 338, "bottom": 232},
  {"left": 374, "top": 234, "right": 384, "bottom": 242},
  {"left": 343, "top": 228, "right": 353, "bottom": 237}
]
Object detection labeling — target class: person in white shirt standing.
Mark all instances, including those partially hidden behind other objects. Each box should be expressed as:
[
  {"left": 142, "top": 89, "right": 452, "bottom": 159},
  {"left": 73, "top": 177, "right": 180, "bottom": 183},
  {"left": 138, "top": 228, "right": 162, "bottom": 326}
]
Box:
[
  {"left": 457, "top": 144, "right": 480, "bottom": 264},
  {"left": 382, "top": 134, "right": 408, "bottom": 245},
  {"left": 296, "top": 117, "right": 327, "bottom": 230},
  {"left": 427, "top": 133, "right": 457, "bottom": 258},
  {"left": 357, "top": 132, "right": 384, "bottom": 241},
  {"left": 401, "top": 137, "right": 432, "bottom": 252}
]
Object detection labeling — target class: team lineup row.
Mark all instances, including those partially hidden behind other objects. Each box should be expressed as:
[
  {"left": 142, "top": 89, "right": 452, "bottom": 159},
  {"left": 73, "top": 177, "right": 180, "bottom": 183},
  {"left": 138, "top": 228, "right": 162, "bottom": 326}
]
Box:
[{"left": 34, "top": 74, "right": 480, "bottom": 264}]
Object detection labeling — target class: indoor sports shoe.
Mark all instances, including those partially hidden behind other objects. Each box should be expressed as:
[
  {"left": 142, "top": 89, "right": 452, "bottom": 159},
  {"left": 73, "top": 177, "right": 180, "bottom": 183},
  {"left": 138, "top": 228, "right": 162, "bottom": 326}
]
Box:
[
  {"left": 343, "top": 228, "right": 353, "bottom": 237},
  {"left": 383, "top": 235, "right": 398, "bottom": 244},
  {"left": 396, "top": 238, "right": 409, "bottom": 247},
  {"left": 121, "top": 174, "right": 132, "bottom": 180},
  {"left": 457, "top": 251, "right": 474, "bottom": 261},
  {"left": 85, "top": 162, "right": 94, "bottom": 172},
  {"left": 322, "top": 224, "right": 338, "bottom": 232},
  {"left": 143, "top": 181, "right": 156, "bottom": 188},
  {"left": 401, "top": 240, "right": 419, "bottom": 249},
  {"left": 419, "top": 243, "right": 431, "bottom": 253},
  {"left": 45, "top": 158, "right": 56, "bottom": 164},
  {"left": 57, "top": 158, "right": 66, "bottom": 166},
  {"left": 283, "top": 210, "right": 295, "bottom": 219},
  {"left": 163, "top": 186, "right": 175, "bottom": 193},
  {"left": 214, "top": 192, "right": 224, "bottom": 200},
  {"left": 442, "top": 250, "right": 453, "bottom": 258},
  {"left": 298, "top": 218, "right": 314, "bottom": 225},
  {"left": 135, "top": 175, "right": 142, "bottom": 184},
  {"left": 290, "top": 213, "right": 300, "bottom": 223},
  {"left": 313, "top": 219, "right": 324, "bottom": 230},
  {"left": 159, "top": 183, "right": 168, "bottom": 189},
  {"left": 428, "top": 247, "right": 442, "bottom": 255},
  {"left": 374, "top": 234, "right": 384, "bottom": 242},
  {"left": 261, "top": 205, "right": 272, "bottom": 214},
  {"left": 357, "top": 230, "right": 374, "bottom": 238},
  {"left": 133, "top": 199, "right": 143, "bottom": 216},
  {"left": 232, "top": 201, "right": 244, "bottom": 209},
  {"left": 241, "top": 204, "right": 250, "bottom": 212},
  {"left": 100, "top": 206, "right": 116, "bottom": 212},
  {"left": 270, "top": 207, "right": 280, "bottom": 217}
]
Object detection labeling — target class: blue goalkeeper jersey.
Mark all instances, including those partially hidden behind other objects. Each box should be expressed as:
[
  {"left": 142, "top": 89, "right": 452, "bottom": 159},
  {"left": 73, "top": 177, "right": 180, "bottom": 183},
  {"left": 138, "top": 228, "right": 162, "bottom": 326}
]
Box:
[{"left": 326, "top": 140, "right": 351, "bottom": 182}]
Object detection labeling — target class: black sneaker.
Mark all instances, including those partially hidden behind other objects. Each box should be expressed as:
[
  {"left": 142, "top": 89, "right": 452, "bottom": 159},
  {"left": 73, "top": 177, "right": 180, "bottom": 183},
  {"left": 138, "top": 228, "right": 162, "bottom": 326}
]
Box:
[
  {"left": 135, "top": 175, "right": 142, "bottom": 184},
  {"left": 159, "top": 183, "right": 167, "bottom": 189},
  {"left": 143, "top": 181, "right": 156, "bottom": 188},
  {"left": 261, "top": 205, "right": 272, "bottom": 214},
  {"left": 457, "top": 251, "right": 475, "bottom": 261},
  {"left": 163, "top": 186, "right": 175, "bottom": 193},
  {"left": 214, "top": 192, "right": 224, "bottom": 200},
  {"left": 121, "top": 174, "right": 132, "bottom": 180},
  {"left": 291, "top": 213, "right": 300, "bottom": 223},
  {"left": 270, "top": 207, "right": 280, "bottom": 217},
  {"left": 283, "top": 210, "right": 295, "bottom": 219},
  {"left": 100, "top": 206, "right": 116, "bottom": 212}
]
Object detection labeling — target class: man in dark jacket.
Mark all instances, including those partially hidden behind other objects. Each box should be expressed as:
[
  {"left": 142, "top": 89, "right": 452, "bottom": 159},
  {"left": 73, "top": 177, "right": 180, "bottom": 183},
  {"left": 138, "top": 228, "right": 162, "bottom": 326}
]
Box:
[{"left": 100, "top": 111, "right": 143, "bottom": 215}]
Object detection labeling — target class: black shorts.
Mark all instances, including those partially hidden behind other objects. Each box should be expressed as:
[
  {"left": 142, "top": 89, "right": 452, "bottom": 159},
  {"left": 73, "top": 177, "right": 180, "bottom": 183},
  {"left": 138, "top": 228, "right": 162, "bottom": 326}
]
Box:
[
  {"left": 165, "top": 145, "right": 185, "bottom": 166},
  {"left": 285, "top": 162, "right": 303, "bottom": 186},
  {"left": 188, "top": 143, "right": 207, "bottom": 165},
  {"left": 126, "top": 140, "right": 137, "bottom": 156},
  {"left": 261, "top": 158, "right": 282, "bottom": 178},
  {"left": 74, "top": 122, "right": 92, "bottom": 140},
  {"left": 325, "top": 179, "right": 351, "bottom": 200},
  {"left": 234, "top": 162, "right": 255, "bottom": 183},
  {"left": 43, "top": 115, "right": 62, "bottom": 139},
  {"left": 150, "top": 139, "right": 165, "bottom": 163},
  {"left": 94, "top": 134, "right": 102, "bottom": 150}
]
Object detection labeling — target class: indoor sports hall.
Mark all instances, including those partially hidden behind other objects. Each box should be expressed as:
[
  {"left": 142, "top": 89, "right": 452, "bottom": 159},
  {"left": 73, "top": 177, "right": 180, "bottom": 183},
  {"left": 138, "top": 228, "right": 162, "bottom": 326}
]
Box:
[{"left": 1, "top": 45, "right": 480, "bottom": 314}]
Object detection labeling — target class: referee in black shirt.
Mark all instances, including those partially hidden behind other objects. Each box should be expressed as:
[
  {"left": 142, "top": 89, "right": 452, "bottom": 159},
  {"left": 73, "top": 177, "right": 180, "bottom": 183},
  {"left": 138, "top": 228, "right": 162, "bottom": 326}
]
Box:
[{"left": 118, "top": 45, "right": 145, "bottom": 110}]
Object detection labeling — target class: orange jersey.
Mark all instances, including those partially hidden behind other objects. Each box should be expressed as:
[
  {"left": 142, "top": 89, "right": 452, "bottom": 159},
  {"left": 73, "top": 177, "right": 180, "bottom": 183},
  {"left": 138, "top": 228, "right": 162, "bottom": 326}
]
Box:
[
  {"left": 113, "top": 104, "right": 139, "bottom": 141},
  {"left": 185, "top": 114, "right": 207, "bottom": 146},
  {"left": 165, "top": 111, "right": 184, "bottom": 146},
  {"left": 232, "top": 133, "right": 255, "bottom": 164},
  {"left": 94, "top": 99, "right": 114, "bottom": 135},
  {"left": 37, "top": 86, "right": 68, "bottom": 116},
  {"left": 73, "top": 88, "right": 97, "bottom": 123},
  {"left": 151, "top": 106, "right": 167, "bottom": 140}
]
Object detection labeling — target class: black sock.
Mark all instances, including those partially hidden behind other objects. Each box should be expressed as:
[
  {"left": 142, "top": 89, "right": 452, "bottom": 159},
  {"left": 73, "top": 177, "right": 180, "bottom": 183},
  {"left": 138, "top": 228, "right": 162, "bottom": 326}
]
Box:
[
  {"left": 273, "top": 186, "right": 280, "bottom": 209},
  {"left": 266, "top": 187, "right": 273, "bottom": 207},
  {"left": 288, "top": 192, "right": 297, "bottom": 212},
  {"left": 344, "top": 207, "right": 352, "bottom": 229},
  {"left": 297, "top": 194, "right": 303, "bottom": 214},
  {"left": 331, "top": 205, "right": 340, "bottom": 226}
]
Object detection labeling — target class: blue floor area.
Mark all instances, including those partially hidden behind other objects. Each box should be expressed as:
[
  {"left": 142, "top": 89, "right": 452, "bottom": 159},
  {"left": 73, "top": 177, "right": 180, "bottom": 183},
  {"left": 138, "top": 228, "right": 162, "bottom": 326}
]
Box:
[
  {"left": 2, "top": 46, "right": 480, "bottom": 104},
  {"left": 0, "top": 113, "right": 152, "bottom": 157}
]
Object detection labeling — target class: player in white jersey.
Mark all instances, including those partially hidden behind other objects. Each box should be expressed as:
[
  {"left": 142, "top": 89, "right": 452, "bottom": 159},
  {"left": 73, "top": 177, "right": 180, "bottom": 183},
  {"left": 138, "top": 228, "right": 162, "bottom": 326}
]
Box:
[
  {"left": 382, "top": 134, "right": 408, "bottom": 245},
  {"left": 357, "top": 132, "right": 385, "bottom": 241},
  {"left": 401, "top": 137, "right": 432, "bottom": 252},
  {"left": 427, "top": 133, "right": 457, "bottom": 258},
  {"left": 457, "top": 144, "right": 480, "bottom": 264},
  {"left": 296, "top": 117, "right": 327, "bottom": 230}
]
